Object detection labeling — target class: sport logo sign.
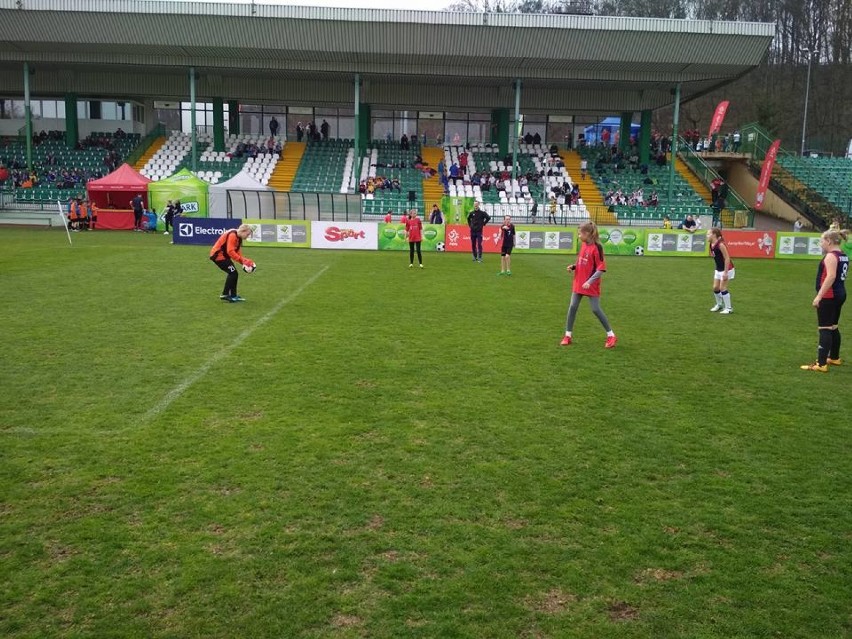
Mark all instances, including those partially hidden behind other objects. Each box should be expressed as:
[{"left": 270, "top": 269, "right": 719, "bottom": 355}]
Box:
[{"left": 324, "top": 226, "right": 366, "bottom": 242}]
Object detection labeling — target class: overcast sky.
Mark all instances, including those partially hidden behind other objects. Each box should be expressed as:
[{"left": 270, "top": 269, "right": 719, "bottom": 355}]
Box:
[{"left": 174, "top": 0, "right": 452, "bottom": 11}]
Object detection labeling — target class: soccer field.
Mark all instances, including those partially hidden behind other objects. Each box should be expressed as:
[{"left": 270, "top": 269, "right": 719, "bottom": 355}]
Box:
[{"left": 1, "top": 227, "right": 849, "bottom": 638}]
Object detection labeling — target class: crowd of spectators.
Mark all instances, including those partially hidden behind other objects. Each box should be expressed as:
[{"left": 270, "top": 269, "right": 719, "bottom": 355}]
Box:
[
  {"left": 294, "top": 120, "right": 331, "bottom": 143},
  {"left": 232, "top": 137, "right": 281, "bottom": 159},
  {"left": 682, "top": 129, "right": 741, "bottom": 153},
  {"left": 359, "top": 175, "right": 402, "bottom": 195}
]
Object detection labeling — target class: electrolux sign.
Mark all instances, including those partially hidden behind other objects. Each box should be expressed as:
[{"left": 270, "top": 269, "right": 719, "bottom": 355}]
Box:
[{"left": 173, "top": 218, "right": 241, "bottom": 245}]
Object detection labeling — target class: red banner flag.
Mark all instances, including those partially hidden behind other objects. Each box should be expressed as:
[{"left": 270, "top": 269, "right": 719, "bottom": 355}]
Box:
[
  {"left": 754, "top": 139, "right": 781, "bottom": 210},
  {"left": 708, "top": 101, "right": 730, "bottom": 138}
]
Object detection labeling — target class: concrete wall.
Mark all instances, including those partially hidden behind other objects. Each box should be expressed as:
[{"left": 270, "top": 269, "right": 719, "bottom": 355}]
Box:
[
  {"left": 0, "top": 118, "right": 143, "bottom": 138},
  {"left": 726, "top": 159, "right": 810, "bottom": 229}
]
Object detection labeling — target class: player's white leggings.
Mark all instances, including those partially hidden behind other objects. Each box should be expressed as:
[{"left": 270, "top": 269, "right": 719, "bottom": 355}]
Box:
[{"left": 565, "top": 293, "right": 612, "bottom": 332}]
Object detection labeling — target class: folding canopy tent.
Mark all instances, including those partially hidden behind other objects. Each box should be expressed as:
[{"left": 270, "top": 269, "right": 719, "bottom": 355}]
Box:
[
  {"left": 86, "top": 163, "right": 151, "bottom": 229},
  {"left": 209, "top": 172, "right": 271, "bottom": 218},
  {"left": 147, "top": 168, "right": 210, "bottom": 223},
  {"left": 583, "top": 117, "right": 641, "bottom": 145}
]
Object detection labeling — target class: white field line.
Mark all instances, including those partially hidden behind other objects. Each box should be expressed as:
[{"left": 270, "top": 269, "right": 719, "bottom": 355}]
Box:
[{"left": 138, "top": 265, "right": 329, "bottom": 425}]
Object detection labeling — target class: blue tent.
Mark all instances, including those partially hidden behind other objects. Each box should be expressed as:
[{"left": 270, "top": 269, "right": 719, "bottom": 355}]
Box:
[{"left": 583, "top": 117, "right": 641, "bottom": 145}]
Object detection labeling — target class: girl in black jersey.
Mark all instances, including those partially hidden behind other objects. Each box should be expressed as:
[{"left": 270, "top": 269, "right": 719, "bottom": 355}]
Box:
[
  {"left": 801, "top": 229, "right": 849, "bottom": 372},
  {"left": 707, "top": 228, "right": 735, "bottom": 314},
  {"left": 498, "top": 215, "right": 516, "bottom": 275}
]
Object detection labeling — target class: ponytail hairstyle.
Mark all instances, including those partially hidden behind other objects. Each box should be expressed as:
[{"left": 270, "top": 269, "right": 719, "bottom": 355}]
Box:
[
  {"left": 578, "top": 221, "right": 600, "bottom": 244},
  {"left": 709, "top": 227, "right": 724, "bottom": 242},
  {"left": 821, "top": 228, "right": 848, "bottom": 246}
]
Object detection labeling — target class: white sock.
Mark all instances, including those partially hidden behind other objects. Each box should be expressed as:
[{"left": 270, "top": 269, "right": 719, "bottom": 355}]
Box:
[
  {"left": 565, "top": 331, "right": 572, "bottom": 337},
  {"left": 606, "top": 330, "right": 615, "bottom": 337},
  {"left": 714, "top": 292, "right": 723, "bottom": 305},
  {"left": 722, "top": 291, "right": 732, "bottom": 309}
]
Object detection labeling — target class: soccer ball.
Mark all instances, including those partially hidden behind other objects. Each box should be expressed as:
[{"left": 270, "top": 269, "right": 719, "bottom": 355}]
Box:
[
  {"left": 435, "top": 242, "right": 446, "bottom": 252},
  {"left": 243, "top": 263, "right": 256, "bottom": 273},
  {"left": 634, "top": 246, "right": 645, "bottom": 256}
]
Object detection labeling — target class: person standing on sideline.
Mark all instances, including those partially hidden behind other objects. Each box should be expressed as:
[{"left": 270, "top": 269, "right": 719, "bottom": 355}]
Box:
[
  {"left": 561, "top": 221, "right": 617, "bottom": 348},
  {"left": 548, "top": 196, "right": 558, "bottom": 224},
  {"left": 801, "top": 229, "right": 848, "bottom": 372},
  {"left": 429, "top": 203, "right": 443, "bottom": 225},
  {"left": 467, "top": 202, "right": 491, "bottom": 262},
  {"left": 131, "top": 193, "right": 144, "bottom": 231},
  {"left": 383, "top": 210, "right": 393, "bottom": 223},
  {"left": 209, "top": 224, "right": 255, "bottom": 303},
  {"left": 405, "top": 209, "right": 424, "bottom": 269},
  {"left": 498, "top": 215, "right": 516, "bottom": 275},
  {"left": 163, "top": 200, "right": 175, "bottom": 235},
  {"left": 708, "top": 228, "right": 735, "bottom": 314}
]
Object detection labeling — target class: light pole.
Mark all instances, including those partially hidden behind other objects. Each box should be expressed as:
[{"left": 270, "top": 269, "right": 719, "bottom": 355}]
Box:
[{"left": 800, "top": 48, "right": 813, "bottom": 157}]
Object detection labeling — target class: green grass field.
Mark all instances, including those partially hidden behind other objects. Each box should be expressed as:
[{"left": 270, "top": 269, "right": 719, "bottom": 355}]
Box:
[{"left": 1, "top": 227, "right": 850, "bottom": 638}]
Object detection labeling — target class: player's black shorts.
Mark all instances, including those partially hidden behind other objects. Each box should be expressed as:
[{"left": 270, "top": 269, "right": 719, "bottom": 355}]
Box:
[
  {"left": 817, "top": 295, "right": 846, "bottom": 326},
  {"left": 501, "top": 244, "right": 513, "bottom": 256},
  {"left": 211, "top": 257, "right": 236, "bottom": 273}
]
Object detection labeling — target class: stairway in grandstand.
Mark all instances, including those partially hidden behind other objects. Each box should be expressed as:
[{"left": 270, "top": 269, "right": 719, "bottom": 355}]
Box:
[
  {"left": 675, "top": 158, "right": 713, "bottom": 204},
  {"left": 133, "top": 136, "right": 166, "bottom": 172},
  {"left": 420, "top": 146, "right": 446, "bottom": 213},
  {"left": 268, "top": 141, "right": 305, "bottom": 191},
  {"left": 561, "top": 150, "right": 615, "bottom": 224}
]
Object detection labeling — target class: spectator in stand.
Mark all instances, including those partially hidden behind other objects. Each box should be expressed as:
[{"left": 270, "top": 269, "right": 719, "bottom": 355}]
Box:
[
  {"left": 296, "top": 122, "right": 304, "bottom": 142},
  {"left": 679, "top": 214, "right": 697, "bottom": 233},
  {"left": 320, "top": 120, "right": 330, "bottom": 140},
  {"left": 400, "top": 134, "right": 409, "bottom": 151},
  {"left": 269, "top": 116, "right": 279, "bottom": 138},
  {"left": 524, "top": 132, "right": 533, "bottom": 144},
  {"left": 449, "top": 162, "right": 460, "bottom": 184},
  {"left": 794, "top": 217, "right": 804, "bottom": 232},
  {"left": 533, "top": 132, "right": 542, "bottom": 145},
  {"left": 733, "top": 130, "right": 741, "bottom": 152},
  {"left": 458, "top": 150, "right": 469, "bottom": 174},
  {"left": 384, "top": 210, "right": 393, "bottom": 223},
  {"left": 663, "top": 215, "right": 672, "bottom": 229},
  {"left": 580, "top": 158, "right": 588, "bottom": 180}
]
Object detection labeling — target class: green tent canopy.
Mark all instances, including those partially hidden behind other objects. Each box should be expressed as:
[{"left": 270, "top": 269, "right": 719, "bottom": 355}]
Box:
[{"left": 148, "top": 168, "right": 210, "bottom": 220}]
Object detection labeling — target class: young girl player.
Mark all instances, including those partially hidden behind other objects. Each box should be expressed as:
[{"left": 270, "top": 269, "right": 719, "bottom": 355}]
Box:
[
  {"left": 561, "top": 221, "right": 617, "bottom": 348},
  {"left": 708, "top": 227, "right": 735, "bottom": 314}
]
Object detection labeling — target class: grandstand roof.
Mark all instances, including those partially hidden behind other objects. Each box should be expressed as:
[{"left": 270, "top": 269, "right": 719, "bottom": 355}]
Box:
[{"left": 0, "top": 0, "right": 774, "bottom": 112}]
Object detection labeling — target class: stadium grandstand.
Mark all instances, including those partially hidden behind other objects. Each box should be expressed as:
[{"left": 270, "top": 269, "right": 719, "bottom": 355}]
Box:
[{"left": 0, "top": 0, "right": 784, "bottom": 226}]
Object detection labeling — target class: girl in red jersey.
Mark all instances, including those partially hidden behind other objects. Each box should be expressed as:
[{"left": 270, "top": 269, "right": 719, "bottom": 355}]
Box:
[
  {"left": 801, "top": 229, "right": 849, "bottom": 372},
  {"left": 561, "top": 221, "right": 617, "bottom": 348},
  {"left": 707, "top": 228, "right": 735, "bottom": 314},
  {"left": 405, "top": 209, "right": 424, "bottom": 268},
  {"left": 209, "top": 224, "right": 255, "bottom": 302}
]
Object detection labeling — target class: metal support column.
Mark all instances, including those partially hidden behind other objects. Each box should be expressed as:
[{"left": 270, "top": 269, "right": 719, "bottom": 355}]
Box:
[
  {"left": 189, "top": 67, "right": 197, "bottom": 173},
  {"left": 354, "top": 74, "right": 361, "bottom": 185},
  {"left": 512, "top": 78, "right": 521, "bottom": 184},
  {"left": 23, "top": 62, "right": 33, "bottom": 172},
  {"left": 667, "top": 83, "right": 681, "bottom": 213}
]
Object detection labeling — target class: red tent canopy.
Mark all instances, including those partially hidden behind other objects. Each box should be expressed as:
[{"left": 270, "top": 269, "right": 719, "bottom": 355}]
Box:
[
  {"left": 86, "top": 163, "right": 151, "bottom": 230},
  {"left": 86, "top": 163, "right": 151, "bottom": 209}
]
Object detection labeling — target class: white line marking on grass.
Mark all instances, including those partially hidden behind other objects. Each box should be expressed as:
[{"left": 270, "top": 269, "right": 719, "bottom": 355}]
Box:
[{"left": 139, "top": 265, "right": 329, "bottom": 425}]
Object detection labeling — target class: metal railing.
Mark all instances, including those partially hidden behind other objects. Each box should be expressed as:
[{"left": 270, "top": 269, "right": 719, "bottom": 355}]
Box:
[
  {"left": 676, "top": 137, "right": 751, "bottom": 213},
  {"left": 227, "top": 191, "right": 363, "bottom": 221}
]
